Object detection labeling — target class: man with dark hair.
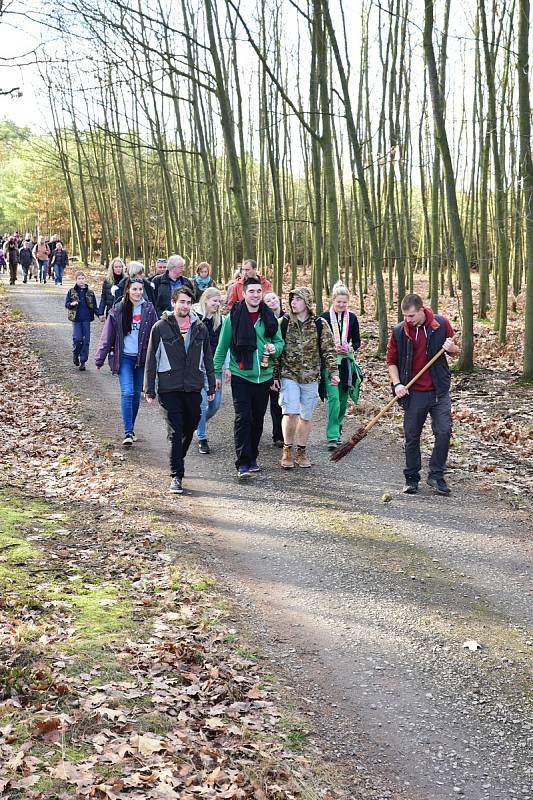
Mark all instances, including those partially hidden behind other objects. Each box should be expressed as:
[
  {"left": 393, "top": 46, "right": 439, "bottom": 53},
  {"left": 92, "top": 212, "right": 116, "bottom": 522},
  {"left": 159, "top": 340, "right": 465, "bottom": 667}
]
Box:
[
  {"left": 214, "top": 276, "right": 284, "bottom": 478},
  {"left": 144, "top": 286, "right": 215, "bottom": 495},
  {"left": 386, "top": 293, "right": 459, "bottom": 496},
  {"left": 226, "top": 258, "right": 272, "bottom": 309}
]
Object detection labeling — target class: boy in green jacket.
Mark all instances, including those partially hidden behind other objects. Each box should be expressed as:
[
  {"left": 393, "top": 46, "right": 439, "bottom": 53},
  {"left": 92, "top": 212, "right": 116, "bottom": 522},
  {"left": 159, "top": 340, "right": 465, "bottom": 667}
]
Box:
[{"left": 214, "top": 277, "right": 284, "bottom": 478}]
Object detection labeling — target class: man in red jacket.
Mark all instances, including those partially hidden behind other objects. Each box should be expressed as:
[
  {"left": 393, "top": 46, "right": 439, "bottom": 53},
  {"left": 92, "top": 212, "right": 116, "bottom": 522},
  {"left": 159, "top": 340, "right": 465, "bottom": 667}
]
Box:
[
  {"left": 227, "top": 259, "right": 272, "bottom": 309},
  {"left": 386, "top": 293, "right": 459, "bottom": 496}
]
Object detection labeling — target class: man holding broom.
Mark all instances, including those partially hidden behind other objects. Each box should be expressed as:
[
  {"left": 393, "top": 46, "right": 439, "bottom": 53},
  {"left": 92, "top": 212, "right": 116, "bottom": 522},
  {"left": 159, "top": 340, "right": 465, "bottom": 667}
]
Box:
[{"left": 386, "top": 293, "right": 459, "bottom": 496}]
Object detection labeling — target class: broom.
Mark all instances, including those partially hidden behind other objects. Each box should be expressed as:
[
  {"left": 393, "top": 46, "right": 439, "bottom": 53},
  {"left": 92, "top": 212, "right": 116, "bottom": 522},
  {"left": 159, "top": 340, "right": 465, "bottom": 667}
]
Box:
[{"left": 330, "top": 347, "right": 446, "bottom": 462}]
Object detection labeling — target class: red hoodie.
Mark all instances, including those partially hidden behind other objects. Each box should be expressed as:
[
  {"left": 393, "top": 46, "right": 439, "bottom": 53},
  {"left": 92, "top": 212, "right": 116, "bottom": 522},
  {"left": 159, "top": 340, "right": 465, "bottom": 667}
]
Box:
[{"left": 386, "top": 307, "right": 454, "bottom": 392}]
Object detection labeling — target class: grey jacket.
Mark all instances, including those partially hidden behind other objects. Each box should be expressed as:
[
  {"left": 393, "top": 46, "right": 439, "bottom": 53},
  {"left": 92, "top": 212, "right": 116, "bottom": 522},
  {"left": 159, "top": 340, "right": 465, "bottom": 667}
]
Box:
[{"left": 143, "top": 311, "right": 215, "bottom": 398}]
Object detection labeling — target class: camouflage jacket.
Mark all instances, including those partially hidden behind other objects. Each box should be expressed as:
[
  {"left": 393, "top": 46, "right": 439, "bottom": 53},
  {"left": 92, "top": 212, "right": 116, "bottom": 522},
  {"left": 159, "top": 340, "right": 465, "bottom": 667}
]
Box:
[{"left": 278, "top": 314, "right": 338, "bottom": 384}]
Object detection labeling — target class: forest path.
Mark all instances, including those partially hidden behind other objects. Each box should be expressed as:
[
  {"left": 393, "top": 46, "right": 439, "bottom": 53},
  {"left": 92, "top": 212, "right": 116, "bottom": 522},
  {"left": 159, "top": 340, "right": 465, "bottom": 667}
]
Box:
[{"left": 9, "top": 276, "right": 532, "bottom": 800}]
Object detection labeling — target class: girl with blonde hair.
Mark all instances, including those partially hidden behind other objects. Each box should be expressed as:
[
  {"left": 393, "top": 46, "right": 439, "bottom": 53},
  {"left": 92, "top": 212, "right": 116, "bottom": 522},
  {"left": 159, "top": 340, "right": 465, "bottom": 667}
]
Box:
[
  {"left": 320, "top": 282, "right": 362, "bottom": 449},
  {"left": 98, "top": 257, "right": 126, "bottom": 317},
  {"left": 196, "top": 287, "right": 227, "bottom": 453}
]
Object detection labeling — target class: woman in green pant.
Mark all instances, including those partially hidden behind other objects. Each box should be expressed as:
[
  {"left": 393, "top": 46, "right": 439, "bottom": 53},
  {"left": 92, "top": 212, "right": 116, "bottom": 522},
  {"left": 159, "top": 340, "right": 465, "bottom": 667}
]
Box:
[{"left": 320, "top": 282, "right": 362, "bottom": 449}]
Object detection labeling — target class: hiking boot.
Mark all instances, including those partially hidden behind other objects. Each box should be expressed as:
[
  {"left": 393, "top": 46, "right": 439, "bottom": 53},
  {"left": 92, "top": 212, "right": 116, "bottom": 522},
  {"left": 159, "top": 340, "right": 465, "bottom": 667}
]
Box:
[
  {"left": 169, "top": 477, "right": 183, "bottom": 494},
  {"left": 198, "top": 439, "right": 210, "bottom": 455},
  {"left": 427, "top": 476, "right": 451, "bottom": 496},
  {"left": 281, "top": 444, "right": 294, "bottom": 469},
  {"left": 403, "top": 478, "right": 419, "bottom": 494},
  {"left": 249, "top": 460, "right": 260, "bottom": 472},
  {"left": 73, "top": 353, "right": 80, "bottom": 366},
  {"left": 122, "top": 434, "right": 133, "bottom": 447},
  {"left": 295, "top": 448, "right": 312, "bottom": 468},
  {"left": 79, "top": 363, "right": 86, "bottom": 371},
  {"left": 238, "top": 465, "right": 252, "bottom": 479}
]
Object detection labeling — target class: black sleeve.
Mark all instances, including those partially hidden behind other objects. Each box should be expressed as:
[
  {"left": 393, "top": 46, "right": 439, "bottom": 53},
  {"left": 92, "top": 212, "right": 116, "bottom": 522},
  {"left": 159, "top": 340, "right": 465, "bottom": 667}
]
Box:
[
  {"left": 349, "top": 313, "right": 361, "bottom": 352},
  {"left": 143, "top": 324, "right": 161, "bottom": 397}
]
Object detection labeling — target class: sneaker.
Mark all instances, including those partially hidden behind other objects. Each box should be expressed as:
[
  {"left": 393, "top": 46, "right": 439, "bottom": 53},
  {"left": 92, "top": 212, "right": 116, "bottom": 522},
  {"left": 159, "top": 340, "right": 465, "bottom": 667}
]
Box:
[
  {"left": 427, "top": 476, "right": 451, "bottom": 496},
  {"left": 327, "top": 441, "right": 338, "bottom": 452},
  {"left": 295, "top": 448, "right": 312, "bottom": 468},
  {"left": 198, "top": 439, "right": 210, "bottom": 455},
  {"left": 73, "top": 353, "right": 80, "bottom": 366},
  {"left": 249, "top": 460, "right": 260, "bottom": 472},
  {"left": 238, "top": 465, "right": 252, "bottom": 479},
  {"left": 122, "top": 434, "right": 133, "bottom": 447},
  {"left": 79, "top": 363, "right": 86, "bottom": 371},
  {"left": 403, "top": 478, "right": 419, "bottom": 495},
  {"left": 280, "top": 444, "right": 294, "bottom": 469},
  {"left": 169, "top": 477, "right": 183, "bottom": 494},
  {"left": 131, "top": 433, "right": 137, "bottom": 442}
]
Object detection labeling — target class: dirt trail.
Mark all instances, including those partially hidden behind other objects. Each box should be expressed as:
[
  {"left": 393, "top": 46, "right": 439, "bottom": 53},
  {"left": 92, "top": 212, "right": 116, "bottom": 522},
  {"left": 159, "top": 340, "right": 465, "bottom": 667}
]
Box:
[{"left": 9, "top": 277, "right": 533, "bottom": 800}]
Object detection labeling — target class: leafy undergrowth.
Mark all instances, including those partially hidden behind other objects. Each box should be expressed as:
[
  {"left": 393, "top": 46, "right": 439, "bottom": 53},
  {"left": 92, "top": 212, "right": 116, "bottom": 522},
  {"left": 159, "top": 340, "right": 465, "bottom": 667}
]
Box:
[
  {"left": 0, "top": 295, "right": 118, "bottom": 503},
  {"left": 0, "top": 489, "right": 331, "bottom": 799},
  {"left": 0, "top": 296, "right": 347, "bottom": 798}
]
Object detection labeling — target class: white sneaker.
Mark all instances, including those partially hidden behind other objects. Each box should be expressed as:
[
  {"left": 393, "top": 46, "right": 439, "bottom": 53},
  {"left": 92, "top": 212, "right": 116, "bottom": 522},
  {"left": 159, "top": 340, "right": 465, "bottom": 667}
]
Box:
[{"left": 122, "top": 434, "right": 133, "bottom": 447}]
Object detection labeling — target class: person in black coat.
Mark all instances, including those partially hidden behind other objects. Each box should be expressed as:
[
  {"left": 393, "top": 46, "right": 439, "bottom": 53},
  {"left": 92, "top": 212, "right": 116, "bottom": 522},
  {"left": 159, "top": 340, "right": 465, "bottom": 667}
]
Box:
[
  {"left": 152, "top": 254, "right": 194, "bottom": 316},
  {"left": 98, "top": 257, "right": 125, "bottom": 316},
  {"left": 264, "top": 290, "right": 285, "bottom": 447}
]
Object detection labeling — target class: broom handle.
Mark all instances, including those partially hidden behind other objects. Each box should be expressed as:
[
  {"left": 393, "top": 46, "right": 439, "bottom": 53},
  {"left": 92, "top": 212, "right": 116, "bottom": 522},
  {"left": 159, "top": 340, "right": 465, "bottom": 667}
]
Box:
[{"left": 362, "top": 348, "right": 446, "bottom": 435}]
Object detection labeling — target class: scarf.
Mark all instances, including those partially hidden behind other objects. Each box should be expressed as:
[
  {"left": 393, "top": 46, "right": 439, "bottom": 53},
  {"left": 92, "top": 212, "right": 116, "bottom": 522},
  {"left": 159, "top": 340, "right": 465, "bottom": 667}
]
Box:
[
  {"left": 230, "top": 300, "right": 278, "bottom": 370},
  {"left": 194, "top": 275, "right": 211, "bottom": 290},
  {"left": 330, "top": 308, "right": 350, "bottom": 350}
]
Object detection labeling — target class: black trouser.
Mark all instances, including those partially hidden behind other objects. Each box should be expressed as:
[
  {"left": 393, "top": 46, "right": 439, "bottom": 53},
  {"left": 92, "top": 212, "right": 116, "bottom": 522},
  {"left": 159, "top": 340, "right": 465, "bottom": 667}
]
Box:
[
  {"left": 269, "top": 387, "right": 283, "bottom": 442},
  {"left": 403, "top": 390, "right": 452, "bottom": 481},
  {"left": 231, "top": 374, "right": 271, "bottom": 468},
  {"left": 158, "top": 391, "right": 202, "bottom": 478}
]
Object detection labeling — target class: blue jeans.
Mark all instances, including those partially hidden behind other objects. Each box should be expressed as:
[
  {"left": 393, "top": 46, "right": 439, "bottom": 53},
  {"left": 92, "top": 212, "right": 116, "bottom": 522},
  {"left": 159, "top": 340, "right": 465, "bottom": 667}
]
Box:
[
  {"left": 72, "top": 319, "right": 91, "bottom": 364},
  {"left": 196, "top": 386, "right": 222, "bottom": 440},
  {"left": 38, "top": 259, "right": 48, "bottom": 282},
  {"left": 118, "top": 354, "right": 144, "bottom": 435},
  {"left": 54, "top": 263, "right": 64, "bottom": 284}
]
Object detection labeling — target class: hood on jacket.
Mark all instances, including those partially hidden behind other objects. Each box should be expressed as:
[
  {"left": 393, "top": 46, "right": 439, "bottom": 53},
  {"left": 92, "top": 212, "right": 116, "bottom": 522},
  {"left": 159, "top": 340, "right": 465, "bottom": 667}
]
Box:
[
  {"left": 403, "top": 305, "right": 440, "bottom": 338},
  {"left": 161, "top": 309, "right": 200, "bottom": 325},
  {"left": 288, "top": 287, "right": 314, "bottom": 320}
]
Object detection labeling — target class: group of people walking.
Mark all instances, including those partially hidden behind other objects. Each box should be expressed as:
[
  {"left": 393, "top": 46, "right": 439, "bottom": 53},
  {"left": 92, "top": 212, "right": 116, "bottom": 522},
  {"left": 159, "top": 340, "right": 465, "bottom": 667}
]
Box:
[
  {"left": 4, "top": 240, "right": 459, "bottom": 498},
  {"left": 67, "top": 255, "right": 458, "bottom": 494},
  {"left": 1, "top": 232, "right": 68, "bottom": 286}
]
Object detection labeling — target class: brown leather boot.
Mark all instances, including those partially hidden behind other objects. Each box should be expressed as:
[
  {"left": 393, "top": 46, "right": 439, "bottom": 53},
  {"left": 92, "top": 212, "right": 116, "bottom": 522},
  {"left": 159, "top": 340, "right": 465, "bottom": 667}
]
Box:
[
  {"left": 295, "top": 447, "right": 312, "bottom": 468},
  {"left": 280, "top": 444, "right": 294, "bottom": 469}
]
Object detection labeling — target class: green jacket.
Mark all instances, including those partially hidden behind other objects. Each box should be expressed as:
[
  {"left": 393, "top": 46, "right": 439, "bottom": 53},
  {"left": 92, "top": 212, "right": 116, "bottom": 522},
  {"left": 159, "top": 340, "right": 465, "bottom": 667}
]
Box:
[{"left": 213, "top": 313, "right": 284, "bottom": 383}]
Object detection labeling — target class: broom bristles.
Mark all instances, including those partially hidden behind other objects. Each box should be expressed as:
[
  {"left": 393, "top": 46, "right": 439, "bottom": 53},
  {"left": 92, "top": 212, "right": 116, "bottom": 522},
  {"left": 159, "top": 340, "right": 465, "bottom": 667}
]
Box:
[{"left": 330, "top": 426, "right": 368, "bottom": 462}]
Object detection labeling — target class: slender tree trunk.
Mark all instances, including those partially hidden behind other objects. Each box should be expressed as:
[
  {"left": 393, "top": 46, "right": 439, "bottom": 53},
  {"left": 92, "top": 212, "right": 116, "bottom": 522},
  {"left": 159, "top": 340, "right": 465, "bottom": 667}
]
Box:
[
  {"left": 423, "top": 0, "right": 473, "bottom": 371},
  {"left": 518, "top": 0, "right": 533, "bottom": 379}
]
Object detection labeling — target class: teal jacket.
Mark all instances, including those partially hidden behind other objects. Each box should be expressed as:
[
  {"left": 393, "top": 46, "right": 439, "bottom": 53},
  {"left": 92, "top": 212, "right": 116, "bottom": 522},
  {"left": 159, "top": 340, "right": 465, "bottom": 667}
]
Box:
[{"left": 213, "top": 313, "right": 284, "bottom": 383}]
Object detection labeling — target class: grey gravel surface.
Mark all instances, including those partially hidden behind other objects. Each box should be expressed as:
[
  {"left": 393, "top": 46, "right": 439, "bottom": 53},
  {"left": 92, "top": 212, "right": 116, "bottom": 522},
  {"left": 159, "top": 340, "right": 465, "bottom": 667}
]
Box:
[{"left": 9, "top": 277, "right": 533, "bottom": 800}]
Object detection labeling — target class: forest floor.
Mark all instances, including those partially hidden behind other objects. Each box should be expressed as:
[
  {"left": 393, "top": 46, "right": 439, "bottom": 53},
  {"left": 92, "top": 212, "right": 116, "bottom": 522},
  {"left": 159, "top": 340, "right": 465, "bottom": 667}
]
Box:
[{"left": 0, "top": 270, "right": 532, "bottom": 800}]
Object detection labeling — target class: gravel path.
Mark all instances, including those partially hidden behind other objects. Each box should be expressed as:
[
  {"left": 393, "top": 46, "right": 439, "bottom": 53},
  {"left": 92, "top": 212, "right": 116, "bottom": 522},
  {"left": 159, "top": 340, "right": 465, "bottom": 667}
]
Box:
[{"left": 9, "top": 277, "right": 532, "bottom": 800}]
